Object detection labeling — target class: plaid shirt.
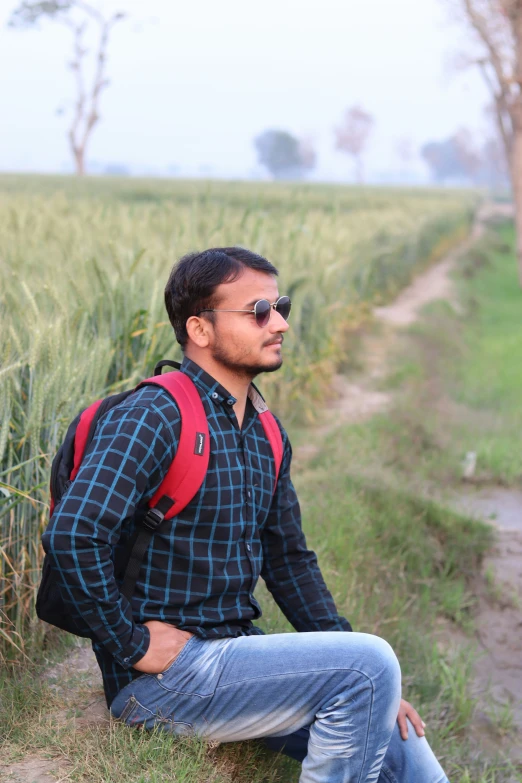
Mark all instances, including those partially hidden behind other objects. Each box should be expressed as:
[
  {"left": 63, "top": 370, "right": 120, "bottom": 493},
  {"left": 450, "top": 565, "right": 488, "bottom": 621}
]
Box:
[{"left": 42, "top": 357, "right": 351, "bottom": 706}]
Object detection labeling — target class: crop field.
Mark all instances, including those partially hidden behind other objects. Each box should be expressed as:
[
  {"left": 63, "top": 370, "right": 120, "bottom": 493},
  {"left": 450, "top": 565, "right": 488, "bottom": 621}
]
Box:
[{"left": 0, "top": 174, "right": 478, "bottom": 662}]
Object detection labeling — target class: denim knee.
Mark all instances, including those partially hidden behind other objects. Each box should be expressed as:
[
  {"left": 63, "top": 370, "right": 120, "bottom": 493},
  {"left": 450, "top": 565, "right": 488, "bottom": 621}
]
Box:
[{"left": 351, "top": 634, "right": 402, "bottom": 697}]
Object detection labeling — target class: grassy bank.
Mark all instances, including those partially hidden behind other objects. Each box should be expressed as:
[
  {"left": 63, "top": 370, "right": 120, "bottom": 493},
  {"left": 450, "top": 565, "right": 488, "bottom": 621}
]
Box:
[
  {"left": 0, "top": 429, "right": 494, "bottom": 782},
  {"left": 368, "top": 221, "right": 522, "bottom": 492}
]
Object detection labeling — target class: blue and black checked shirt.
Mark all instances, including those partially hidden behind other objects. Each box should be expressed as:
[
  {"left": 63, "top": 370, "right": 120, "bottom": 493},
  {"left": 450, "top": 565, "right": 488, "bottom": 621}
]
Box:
[{"left": 42, "top": 357, "right": 352, "bottom": 706}]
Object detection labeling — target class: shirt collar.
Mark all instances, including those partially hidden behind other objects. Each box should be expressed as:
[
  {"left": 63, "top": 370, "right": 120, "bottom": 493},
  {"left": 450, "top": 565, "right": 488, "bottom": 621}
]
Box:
[{"left": 180, "top": 356, "right": 268, "bottom": 414}]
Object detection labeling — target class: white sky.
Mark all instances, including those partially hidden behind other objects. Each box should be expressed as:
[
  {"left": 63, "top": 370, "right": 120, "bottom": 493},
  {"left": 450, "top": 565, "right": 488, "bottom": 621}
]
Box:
[{"left": 0, "top": 0, "right": 489, "bottom": 181}]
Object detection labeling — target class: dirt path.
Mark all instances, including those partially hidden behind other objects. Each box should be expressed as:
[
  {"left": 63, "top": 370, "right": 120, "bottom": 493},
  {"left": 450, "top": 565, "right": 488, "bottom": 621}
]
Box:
[
  {"left": 300, "top": 200, "right": 522, "bottom": 763},
  {"left": 374, "top": 201, "right": 511, "bottom": 327},
  {"left": 299, "top": 202, "right": 497, "bottom": 452},
  {"left": 453, "top": 487, "right": 522, "bottom": 761},
  {"left": 372, "top": 200, "right": 521, "bottom": 761},
  {"left": 352, "top": 201, "right": 521, "bottom": 763}
]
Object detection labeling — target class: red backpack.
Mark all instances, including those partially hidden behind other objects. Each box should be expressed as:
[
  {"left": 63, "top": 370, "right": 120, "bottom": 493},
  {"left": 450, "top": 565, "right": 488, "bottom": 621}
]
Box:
[{"left": 36, "top": 361, "right": 283, "bottom": 638}]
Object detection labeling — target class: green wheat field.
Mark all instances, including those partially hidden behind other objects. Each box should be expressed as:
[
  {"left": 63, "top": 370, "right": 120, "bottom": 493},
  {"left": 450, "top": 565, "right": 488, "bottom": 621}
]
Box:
[{"left": 0, "top": 174, "right": 477, "bottom": 662}]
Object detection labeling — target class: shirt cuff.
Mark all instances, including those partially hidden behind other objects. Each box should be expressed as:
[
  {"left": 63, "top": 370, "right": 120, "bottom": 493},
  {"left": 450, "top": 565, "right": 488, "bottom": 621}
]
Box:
[
  {"left": 327, "top": 617, "right": 353, "bottom": 632},
  {"left": 115, "top": 623, "right": 150, "bottom": 669}
]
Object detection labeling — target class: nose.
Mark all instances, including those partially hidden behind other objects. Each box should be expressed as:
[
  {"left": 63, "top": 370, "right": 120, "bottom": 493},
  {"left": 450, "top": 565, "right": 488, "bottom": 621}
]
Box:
[{"left": 269, "top": 308, "right": 290, "bottom": 333}]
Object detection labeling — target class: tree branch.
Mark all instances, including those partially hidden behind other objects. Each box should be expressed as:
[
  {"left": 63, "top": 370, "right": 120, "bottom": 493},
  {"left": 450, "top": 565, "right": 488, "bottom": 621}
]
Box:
[
  {"left": 462, "top": 0, "right": 517, "bottom": 166},
  {"left": 478, "top": 57, "right": 513, "bottom": 155},
  {"left": 68, "top": 21, "right": 87, "bottom": 160},
  {"left": 463, "top": 0, "right": 512, "bottom": 94},
  {"left": 79, "top": 11, "right": 125, "bottom": 158}
]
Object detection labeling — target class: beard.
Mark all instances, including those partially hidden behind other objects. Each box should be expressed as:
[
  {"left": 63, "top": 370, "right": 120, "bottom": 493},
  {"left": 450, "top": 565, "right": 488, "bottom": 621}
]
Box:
[{"left": 210, "top": 340, "right": 283, "bottom": 380}]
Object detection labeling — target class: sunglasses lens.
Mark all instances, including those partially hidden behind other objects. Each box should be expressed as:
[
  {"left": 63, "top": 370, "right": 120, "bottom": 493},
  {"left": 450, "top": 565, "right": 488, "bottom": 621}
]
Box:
[
  {"left": 254, "top": 300, "right": 271, "bottom": 327},
  {"left": 276, "top": 296, "right": 291, "bottom": 321}
]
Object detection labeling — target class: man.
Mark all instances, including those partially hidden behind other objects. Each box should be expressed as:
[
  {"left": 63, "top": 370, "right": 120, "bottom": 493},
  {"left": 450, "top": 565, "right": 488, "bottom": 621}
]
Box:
[{"left": 43, "top": 247, "right": 449, "bottom": 782}]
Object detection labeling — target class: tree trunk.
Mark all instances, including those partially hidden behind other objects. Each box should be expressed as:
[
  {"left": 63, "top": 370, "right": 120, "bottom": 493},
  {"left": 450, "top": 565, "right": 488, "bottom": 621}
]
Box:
[
  {"left": 512, "top": 3, "right": 522, "bottom": 287},
  {"left": 73, "top": 146, "right": 85, "bottom": 176},
  {"left": 510, "top": 120, "right": 522, "bottom": 286}
]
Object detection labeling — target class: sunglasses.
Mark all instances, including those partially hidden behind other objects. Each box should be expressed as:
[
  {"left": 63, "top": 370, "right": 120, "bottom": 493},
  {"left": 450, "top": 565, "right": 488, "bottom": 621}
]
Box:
[{"left": 197, "top": 295, "right": 291, "bottom": 328}]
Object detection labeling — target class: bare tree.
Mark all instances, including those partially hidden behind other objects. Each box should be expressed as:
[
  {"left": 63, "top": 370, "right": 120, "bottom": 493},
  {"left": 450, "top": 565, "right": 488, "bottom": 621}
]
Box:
[
  {"left": 335, "top": 105, "right": 374, "bottom": 183},
  {"left": 9, "top": 1, "right": 126, "bottom": 176},
  {"left": 454, "top": 0, "right": 522, "bottom": 283}
]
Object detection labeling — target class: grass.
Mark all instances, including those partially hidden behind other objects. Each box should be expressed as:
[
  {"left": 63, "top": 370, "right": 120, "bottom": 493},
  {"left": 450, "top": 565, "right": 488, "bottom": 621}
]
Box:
[
  {"left": 378, "top": 223, "right": 522, "bottom": 490},
  {"left": 0, "top": 436, "right": 500, "bottom": 782},
  {"left": 452, "top": 227, "right": 522, "bottom": 484},
  {"left": 2, "top": 218, "right": 521, "bottom": 780}
]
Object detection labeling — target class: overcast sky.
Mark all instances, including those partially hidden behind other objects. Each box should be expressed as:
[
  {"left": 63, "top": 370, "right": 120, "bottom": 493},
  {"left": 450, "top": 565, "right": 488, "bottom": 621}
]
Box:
[{"left": 0, "top": 0, "right": 489, "bottom": 181}]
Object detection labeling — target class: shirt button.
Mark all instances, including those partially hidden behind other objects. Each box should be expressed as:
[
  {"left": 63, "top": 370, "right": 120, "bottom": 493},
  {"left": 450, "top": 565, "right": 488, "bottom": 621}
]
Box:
[
  {"left": 247, "top": 490, "right": 251, "bottom": 498},
  {"left": 123, "top": 657, "right": 129, "bottom": 663},
  {"left": 246, "top": 543, "right": 251, "bottom": 552},
  {"left": 211, "top": 392, "right": 219, "bottom": 400},
  {"left": 227, "top": 398, "right": 234, "bottom": 406}
]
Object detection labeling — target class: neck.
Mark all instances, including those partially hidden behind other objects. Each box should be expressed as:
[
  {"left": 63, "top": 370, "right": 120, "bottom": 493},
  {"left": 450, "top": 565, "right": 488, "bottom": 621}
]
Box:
[{"left": 184, "top": 349, "right": 254, "bottom": 408}]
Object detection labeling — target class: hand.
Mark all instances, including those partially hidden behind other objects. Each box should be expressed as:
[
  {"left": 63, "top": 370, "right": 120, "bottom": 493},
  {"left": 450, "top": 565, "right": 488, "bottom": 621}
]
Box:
[
  {"left": 397, "top": 698, "right": 426, "bottom": 740},
  {"left": 133, "top": 620, "right": 194, "bottom": 674}
]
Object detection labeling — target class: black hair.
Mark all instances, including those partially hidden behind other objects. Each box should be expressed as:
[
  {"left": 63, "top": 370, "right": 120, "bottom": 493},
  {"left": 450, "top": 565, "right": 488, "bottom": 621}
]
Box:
[{"left": 164, "top": 246, "right": 279, "bottom": 348}]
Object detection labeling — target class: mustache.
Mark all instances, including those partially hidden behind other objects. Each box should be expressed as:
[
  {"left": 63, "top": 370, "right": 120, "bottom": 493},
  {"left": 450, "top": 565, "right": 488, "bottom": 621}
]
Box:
[{"left": 264, "top": 337, "right": 284, "bottom": 346}]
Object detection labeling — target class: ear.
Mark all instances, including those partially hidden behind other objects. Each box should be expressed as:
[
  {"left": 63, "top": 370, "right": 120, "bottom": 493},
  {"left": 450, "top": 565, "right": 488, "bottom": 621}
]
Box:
[{"left": 186, "top": 315, "right": 212, "bottom": 348}]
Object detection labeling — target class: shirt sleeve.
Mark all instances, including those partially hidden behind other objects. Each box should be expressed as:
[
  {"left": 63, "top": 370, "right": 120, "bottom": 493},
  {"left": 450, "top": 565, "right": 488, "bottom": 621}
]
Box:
[
  {"left": 260, "top": 423, "right": 352, "bottom": 633},
  {"left": 41, "top": 390, "right": 180, "bottom": 668}
]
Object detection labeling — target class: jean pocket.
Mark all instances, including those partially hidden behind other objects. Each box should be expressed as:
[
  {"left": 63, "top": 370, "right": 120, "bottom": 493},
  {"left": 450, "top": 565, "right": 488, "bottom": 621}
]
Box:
[
  {"left": 119, "top": 695, "right": 144, "bottom": 723},
  {"left": 117, "top": 695, "right": 194, "bottom": 735}
]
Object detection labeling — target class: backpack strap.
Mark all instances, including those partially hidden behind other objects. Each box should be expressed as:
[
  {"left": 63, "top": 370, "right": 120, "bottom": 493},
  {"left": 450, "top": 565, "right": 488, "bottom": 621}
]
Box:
[
  {"left": 70, "top": 399, "right": 104, "bottom": 481},
  {"left": 120, "top": 371, "right": 209, "bottom": 601},
  {"left": 141, "top": 371, "right": 210, "bottom": 520},
  {"left": 258, "top": 410, "right": 284, "bottom": 493}
]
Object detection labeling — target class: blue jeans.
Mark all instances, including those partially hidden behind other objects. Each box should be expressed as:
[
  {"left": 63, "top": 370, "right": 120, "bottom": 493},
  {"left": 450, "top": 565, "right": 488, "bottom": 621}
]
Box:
[{"left": 110, "top": 632, "right": 449, "bottom": 783}]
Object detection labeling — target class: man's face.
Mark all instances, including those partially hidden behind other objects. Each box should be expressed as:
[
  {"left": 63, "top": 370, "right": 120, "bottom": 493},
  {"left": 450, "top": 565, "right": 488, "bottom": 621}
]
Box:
[{"left": 205, "top": 269, "right": 290, "bottom": 379}]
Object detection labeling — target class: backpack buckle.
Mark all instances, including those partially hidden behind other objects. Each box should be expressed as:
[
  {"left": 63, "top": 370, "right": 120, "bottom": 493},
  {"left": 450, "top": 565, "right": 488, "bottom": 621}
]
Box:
[{"left": 142, "top": 507, "right": 165, "bottom": 531}]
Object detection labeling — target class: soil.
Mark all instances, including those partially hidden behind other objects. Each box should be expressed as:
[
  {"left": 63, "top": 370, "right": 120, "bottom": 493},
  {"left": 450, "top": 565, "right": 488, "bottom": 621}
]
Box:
[
  {"left": 452, "top": 487, "right": 522, "bottom": 762},
  {"left": 4, "top": 201, "right": 520, "bottom": 780},
  {"left": 3, "top": 758, "right": 65, "bottom": 783}
]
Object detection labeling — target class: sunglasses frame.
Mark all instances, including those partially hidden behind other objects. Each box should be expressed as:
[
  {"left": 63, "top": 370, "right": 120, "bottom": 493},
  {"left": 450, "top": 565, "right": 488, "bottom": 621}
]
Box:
[{"left": 197, "top": 295, "right": 291, "bottom": 328}]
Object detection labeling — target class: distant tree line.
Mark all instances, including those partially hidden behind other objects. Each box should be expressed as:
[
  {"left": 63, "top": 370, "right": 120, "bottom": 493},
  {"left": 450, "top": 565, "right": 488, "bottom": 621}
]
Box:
[
  {"left": 6, "top": 0, "right": 513, "bottom": 209},
  {"left": 421, "top": 127, "right": 509, "bottom": 188},
  {"left": 253, "top": 109, "right": 508, "bottom": 188},
  {"left": 254, "top": 104, "right": 374, "bottom": 181}
]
